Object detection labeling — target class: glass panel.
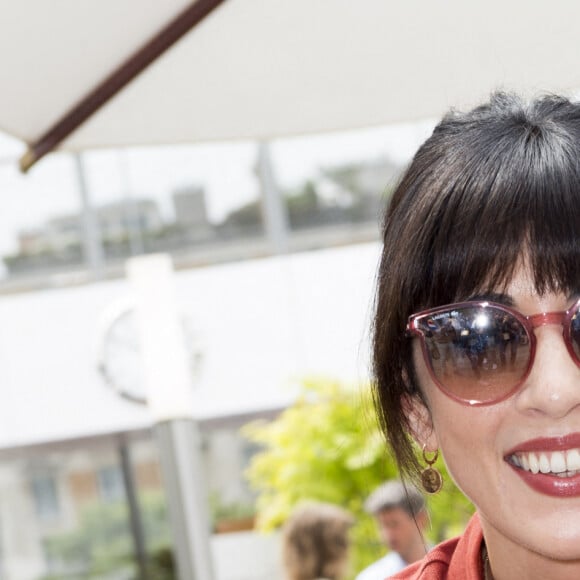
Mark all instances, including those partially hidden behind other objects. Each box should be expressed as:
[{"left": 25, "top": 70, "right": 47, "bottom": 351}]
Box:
[
  {"left": 30, "top": 476, "right": 60, "bottom": 521},
  {"left": 0, "top": 119, "right": 435, "bottom": 292},
  {"left": 97, "top": 466, "right": 125, "bottom": 503},
  {"left": 82, "top": 142, "right": 264, "bottom": 269},
  {"left": 272, "top": 120, "right": 436, "bottom": 245},
  {"left": 0, "top": 136, "right": 266, "bottom": 292},
  {"left": 0, "top": 434, "right": 172, "bottom": 580},
  {"left": 0, "top": 134, "right": 83, "bottom": 287}
]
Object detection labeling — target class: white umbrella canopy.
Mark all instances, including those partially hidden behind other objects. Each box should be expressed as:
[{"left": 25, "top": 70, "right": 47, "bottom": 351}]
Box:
[{"left": 1, "top": 0, "right": 580, "bottom": 168}]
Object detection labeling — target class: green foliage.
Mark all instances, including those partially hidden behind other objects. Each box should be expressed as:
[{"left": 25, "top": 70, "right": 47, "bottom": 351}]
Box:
[
  {"left": 209, "top": 492, "right": 256, "bottom": 523},
  {"left": 286, "top": 181, "right": 320, "bottom": 224},
  {"left": 145, "top": 547, "right": 175, "bottom": 580},
  {"left": 243, "top": 378, "right": 474, "bottom": 576},
  {"left": 42, "top": 492, "right": 171, "bottom": 579},
  {"left": 222, "top": 199, "right": 262, "bottom": 228}
]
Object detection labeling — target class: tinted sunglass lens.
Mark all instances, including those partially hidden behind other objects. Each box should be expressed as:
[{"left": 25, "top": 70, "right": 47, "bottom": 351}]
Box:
[
  {"left": 419, "top": 307, "right": 530, "bottom": 403},
  {"left": 571, "top": 304, "right": 580, "bottom": 361}
]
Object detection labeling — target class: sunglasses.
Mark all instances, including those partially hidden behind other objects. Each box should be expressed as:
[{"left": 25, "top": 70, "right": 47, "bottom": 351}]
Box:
[{"left": 406, "top": 299, "right": 580, "bottom": 406}]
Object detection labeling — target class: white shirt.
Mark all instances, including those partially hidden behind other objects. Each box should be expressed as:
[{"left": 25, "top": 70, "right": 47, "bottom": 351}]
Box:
[{"left": 355, "top": 552, "right": 408, "bottom": 580}]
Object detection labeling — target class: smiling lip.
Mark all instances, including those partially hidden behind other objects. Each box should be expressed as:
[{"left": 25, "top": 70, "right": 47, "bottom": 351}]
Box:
[
  {"left": 506, "top": 434, "right": 580, "bottom": 497},
  {"left": 506, "top": 434, "right": 580, "bottom": 454}
]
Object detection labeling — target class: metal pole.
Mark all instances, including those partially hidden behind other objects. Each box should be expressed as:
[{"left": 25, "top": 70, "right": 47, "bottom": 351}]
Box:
[
  {"left": 73, "top": 153, "right": 104, "bottom": 279},
  {"left": 154, "top": 420, "right": 214, "bottom": 580},
  {"left": 127, "top": 254, "right": 215, "bottom": 580},
  {"left": 117, "top": 150, "right": 145, "bottom": 256},
  {"left": 257, "top": 141, "right": 289, "bottom": 254},
  {"left": 118, "top": 435, "right": 149, "bottom": 580}
]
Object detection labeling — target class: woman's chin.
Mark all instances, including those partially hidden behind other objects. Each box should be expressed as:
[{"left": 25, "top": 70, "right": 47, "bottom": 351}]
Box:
[{"left": 535, "top": 529, "right": 580, "bottom": 561}]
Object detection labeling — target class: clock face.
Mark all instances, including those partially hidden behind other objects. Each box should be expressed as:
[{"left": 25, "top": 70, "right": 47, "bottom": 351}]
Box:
[{"left": 97, "top": 301, "right": 203, "bottom": 405}]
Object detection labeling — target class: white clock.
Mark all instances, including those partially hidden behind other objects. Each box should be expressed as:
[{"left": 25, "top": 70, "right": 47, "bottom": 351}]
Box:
[{"left": 96, "top": 299, "right": 203, "bottom": 405}]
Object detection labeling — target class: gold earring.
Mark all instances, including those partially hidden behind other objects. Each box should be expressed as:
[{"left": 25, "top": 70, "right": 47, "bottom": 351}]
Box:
[{"left": 421, "top": 445, "right": 443, "bottom": 494}]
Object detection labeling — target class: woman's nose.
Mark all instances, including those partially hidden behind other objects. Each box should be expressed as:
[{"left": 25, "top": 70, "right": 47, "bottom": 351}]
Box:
[{"left": 515, "top": 325, "right": 580, "bottom": 418}]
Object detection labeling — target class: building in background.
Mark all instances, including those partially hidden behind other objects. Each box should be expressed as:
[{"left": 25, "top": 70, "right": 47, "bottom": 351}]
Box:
[
  {"left": 7, "top": 199, "right": 164, "bottom": 275},
  {"left": 1, "top": 155, "right": 400, "bottom": 283},
  {"left": 0, "top": 241, "right": 378, "bottom": 579},
  {"left": 0, "top": 420, "right": 273, "bottom": 580}
]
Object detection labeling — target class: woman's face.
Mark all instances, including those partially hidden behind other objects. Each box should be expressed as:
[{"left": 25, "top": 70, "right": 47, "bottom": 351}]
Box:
[{"left": 412, "top": 264, "right": 580, "bottom": 562}]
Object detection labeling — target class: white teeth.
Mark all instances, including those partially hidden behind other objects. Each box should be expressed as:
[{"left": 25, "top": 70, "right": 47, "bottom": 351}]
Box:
[
  {"left": 521, "top": 454, "right": 530, "bottom": 471},
  {"left": 550, "top": 451, "right": 567, "bottom": 473},
  {"left": 528, "top": 453, "right": 540, "bottom": 474},
  {"left": 539, "top": 454, "right": 551, "bottom": 473},
  {"left": 512, "top": 448, "right": 580, "bottom": 476},
  {"left": 567, "top": 449, "right": 580, "bottom": 471}
]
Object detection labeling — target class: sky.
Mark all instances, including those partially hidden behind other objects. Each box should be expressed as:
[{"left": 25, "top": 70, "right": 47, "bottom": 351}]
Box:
[{"left": 0, "top": 118, "right": 436, "bottom": 257}]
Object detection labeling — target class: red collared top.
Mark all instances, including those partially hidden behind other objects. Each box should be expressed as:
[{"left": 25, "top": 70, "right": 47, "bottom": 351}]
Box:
[{"left": 388, "top": 513, "right": 484, "bottom": 580}]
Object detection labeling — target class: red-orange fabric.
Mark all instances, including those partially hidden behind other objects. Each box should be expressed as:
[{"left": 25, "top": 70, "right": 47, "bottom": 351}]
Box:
[{"left": 388, "top": 513, "right": 484, "bottom": 579}]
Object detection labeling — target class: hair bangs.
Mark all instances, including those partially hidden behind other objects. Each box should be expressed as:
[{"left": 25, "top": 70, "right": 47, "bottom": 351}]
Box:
[{"left": 410, "top": 111, "right": 580, "bottom": 309}]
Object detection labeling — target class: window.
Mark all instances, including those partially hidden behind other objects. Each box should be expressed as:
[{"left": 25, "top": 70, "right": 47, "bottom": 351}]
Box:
[
  {"left": 31, "top": 476, "right": 60, "bottom": 521},
  {"left": 97, "top": 466, "right": 125, "bottom": 502}
]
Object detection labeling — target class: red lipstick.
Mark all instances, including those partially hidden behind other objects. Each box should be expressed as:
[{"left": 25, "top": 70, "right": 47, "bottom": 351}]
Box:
[
  {"left": 506, "top": 434, "right": 580, "bottom": 497},
  {"left": 510, "top": 469, "right": 580, "bottom": 497},
  {"left": 506, "top": 433, "right": 580, "bottom": 455}
]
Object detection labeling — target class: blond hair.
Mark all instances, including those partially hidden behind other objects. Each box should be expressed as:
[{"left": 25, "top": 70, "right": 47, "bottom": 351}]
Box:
[{"left": 283, "top": 502, "right": 354, "bottom": 580}]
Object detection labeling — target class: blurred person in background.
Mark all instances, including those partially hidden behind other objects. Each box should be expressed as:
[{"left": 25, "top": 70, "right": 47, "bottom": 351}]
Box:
[
  {"left": 283, "top": 501, "right": 354, "bottom": 580},
  {"left": 356, "top": 480, "right": 428, "bottom": 580}
]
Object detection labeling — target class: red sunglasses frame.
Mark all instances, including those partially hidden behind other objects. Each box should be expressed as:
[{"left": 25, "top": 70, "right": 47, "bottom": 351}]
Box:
[{"left": 406, "top": 299, "right": 580, "bottom": 406}]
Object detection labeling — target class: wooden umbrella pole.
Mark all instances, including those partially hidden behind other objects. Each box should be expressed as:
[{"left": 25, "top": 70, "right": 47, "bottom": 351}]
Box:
[{"left": 20, "top": 0, "right": 227, "bottom": 172}]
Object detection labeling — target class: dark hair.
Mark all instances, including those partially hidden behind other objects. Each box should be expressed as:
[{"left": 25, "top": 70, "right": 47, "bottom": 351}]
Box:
[
  {"left": 283, "top": 502, "right": 353, "bottom": 580},
  {"left": 372, "top": 92, "right": 580, "bottom": 479},
  {"left": 364, "top": 479, "right": 425, "bottom": 517}
]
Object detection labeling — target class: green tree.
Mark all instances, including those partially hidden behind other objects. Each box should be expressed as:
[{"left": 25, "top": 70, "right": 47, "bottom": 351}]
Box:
[
  {"left": 42, "top": 492, "right": 171, "bottom": 579},
  {"left": 243, "top": 378, "right": 473, "bottom": 577},
  {"left": 286, "top": 181, "right": 320, "bottom": 228}
]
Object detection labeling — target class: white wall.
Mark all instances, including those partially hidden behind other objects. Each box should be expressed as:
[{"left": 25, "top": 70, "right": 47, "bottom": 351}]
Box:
[
  {"left": 211, "top": 530, "right": 283, "bottom": 580},
  {"left": 0, "top": 242, "right": 380, "bottom": 449}
]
